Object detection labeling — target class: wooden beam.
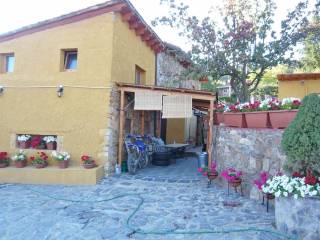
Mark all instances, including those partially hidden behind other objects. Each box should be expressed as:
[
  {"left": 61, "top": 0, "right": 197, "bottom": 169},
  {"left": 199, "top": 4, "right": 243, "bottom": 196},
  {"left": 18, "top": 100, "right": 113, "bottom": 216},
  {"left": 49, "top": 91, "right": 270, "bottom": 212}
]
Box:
[
  {"left": 147, "top": 39, "right": 157, "bottom": 47},
  {"left": 207, "top": 100, "right": 214, "bottom": 168},
  {"left": 121, "top": 11, "right": 134, "bottom": 22},
  {"left": 118, "top": 90, "right": 125, "bottom": 166},
  {"left": 129, "top": 20, "right": 139, "bottom": 29},
  {"left": 141, "top": 111, "right": 145, "bottom": 135},
  {"left": 130, "top": 111, "right": 134, "bottom": 134},
  {"left": 135, "top": 26, "right": 146, "bottom": 36},
  {"left": 156, "top": 111, "right": 161, "bottom": 138},
  {"left": 142, "top": 32, "right": 151, "bottom": 41}
]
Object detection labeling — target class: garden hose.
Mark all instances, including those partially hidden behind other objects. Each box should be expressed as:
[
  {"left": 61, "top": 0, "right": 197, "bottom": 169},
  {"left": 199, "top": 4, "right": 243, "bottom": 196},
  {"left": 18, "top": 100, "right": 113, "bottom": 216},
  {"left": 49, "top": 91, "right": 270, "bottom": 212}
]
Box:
[{"left": 16, "top": 186, "right": 299, "bottom": 240}]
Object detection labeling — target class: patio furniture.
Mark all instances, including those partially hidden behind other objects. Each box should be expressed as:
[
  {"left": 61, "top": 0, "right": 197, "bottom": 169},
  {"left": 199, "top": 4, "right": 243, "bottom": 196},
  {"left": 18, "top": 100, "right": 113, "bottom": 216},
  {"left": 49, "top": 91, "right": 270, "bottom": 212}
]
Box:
[{"left": 165, "top": 143, "right": 190, "bottom": 159}]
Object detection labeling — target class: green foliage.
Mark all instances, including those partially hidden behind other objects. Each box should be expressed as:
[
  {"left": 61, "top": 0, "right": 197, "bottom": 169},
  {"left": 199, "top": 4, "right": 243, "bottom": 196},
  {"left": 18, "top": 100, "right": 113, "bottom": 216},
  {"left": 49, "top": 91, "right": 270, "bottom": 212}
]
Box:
[
  {"left": 281, "top": 94, "right": 320, "bottom": 176},
  {"left": 253, "top": 85, "right": 278, "bottom": 98}
]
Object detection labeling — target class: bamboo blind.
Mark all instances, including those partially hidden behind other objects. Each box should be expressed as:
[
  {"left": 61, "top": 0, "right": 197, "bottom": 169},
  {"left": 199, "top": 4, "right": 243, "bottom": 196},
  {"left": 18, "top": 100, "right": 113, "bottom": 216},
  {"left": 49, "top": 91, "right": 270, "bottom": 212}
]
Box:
[
  {"left": 134, "top": 91, "right": 163, "bottom": 110},
  {"left": 162, "top": 95, "right": 193, "bottom": 118}
]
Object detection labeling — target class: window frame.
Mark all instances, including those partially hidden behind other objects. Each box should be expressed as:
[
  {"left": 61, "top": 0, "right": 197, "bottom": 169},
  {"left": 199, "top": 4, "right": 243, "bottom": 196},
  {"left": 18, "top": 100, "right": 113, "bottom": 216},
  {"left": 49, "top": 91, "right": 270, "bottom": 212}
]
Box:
[
  {"left": 1, "top": 53, "right": 15, "bottom": 74},
  {"left": 62, "top": 49, "right": 78, "bottom": 71},
  {"left": 135, "top": 65, "right": 146, "bottom": 85}
]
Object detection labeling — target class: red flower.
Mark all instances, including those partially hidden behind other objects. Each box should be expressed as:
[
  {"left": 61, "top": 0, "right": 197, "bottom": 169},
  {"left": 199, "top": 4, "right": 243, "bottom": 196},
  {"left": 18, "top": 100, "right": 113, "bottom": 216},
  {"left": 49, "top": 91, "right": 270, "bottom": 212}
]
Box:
[
  {"left": 305, "top": 175, "right": 317, "bottom": 185},
  {"left": 30, "top": 156, "right": 35, "bottom": 161},
  {"left": 0, "top": 152, "right": 8, "bottom": 160},
  {"left": 81, "top": 155, "right": 90, "bottom": 161},
  {"left": 292, "top": 171, "right": 303, "bottom": 178}
]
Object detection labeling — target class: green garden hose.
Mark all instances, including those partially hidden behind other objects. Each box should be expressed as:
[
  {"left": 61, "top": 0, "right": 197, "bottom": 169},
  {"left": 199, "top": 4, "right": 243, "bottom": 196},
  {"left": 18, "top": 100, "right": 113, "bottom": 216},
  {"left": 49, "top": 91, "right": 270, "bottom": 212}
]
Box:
[{"left": 23, "top": 187, "right": 298, "bottom": 240}]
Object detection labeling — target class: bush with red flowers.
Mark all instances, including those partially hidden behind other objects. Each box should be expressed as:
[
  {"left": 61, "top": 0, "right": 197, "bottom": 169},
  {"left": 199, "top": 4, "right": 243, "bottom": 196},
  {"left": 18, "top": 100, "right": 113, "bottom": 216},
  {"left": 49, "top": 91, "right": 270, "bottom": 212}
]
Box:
[
  {"left": 0, "top": 152, "right": 10, "bottom": 166},
  {"left": 30, "top": 152, "right": 49, "bottom": 165}
]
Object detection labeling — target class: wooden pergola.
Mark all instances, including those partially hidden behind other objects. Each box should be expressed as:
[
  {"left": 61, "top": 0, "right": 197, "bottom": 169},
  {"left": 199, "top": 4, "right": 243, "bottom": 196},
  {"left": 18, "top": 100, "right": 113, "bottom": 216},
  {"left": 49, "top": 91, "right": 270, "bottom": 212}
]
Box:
[{"left": 116, "top": 83, "right": 216, "bottom": 168}]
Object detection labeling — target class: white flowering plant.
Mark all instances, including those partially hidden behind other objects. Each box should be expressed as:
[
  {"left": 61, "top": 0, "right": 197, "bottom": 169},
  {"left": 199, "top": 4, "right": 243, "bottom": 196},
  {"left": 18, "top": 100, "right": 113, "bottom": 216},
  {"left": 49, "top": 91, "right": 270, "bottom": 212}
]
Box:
[
  {"left": 17, "top": 135, "right": 31, "bottom": 142},
  {"left": 11, "top": 150, "right": 27, "bottom": 162},
  {"left": 51, "top": 151, "right": 70, "bottom": 162},
  {"left": 262, "top": 175, "right": 320, "bottom": 199},
  {"left": 43, "top": 136, "right": 57, "bottom": 143}
]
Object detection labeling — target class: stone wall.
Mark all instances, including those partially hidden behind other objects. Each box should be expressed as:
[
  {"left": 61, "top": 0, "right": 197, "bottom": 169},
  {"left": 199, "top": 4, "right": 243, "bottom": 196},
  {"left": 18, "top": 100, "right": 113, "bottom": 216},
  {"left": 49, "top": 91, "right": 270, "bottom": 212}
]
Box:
[{"left": 212, "top": 126, "right": 287, "bottom": 199}]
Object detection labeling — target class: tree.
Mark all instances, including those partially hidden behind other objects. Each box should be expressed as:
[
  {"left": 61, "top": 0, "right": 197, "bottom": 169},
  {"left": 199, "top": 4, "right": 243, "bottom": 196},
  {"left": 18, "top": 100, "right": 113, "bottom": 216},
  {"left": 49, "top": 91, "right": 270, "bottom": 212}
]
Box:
[
  {"left": 281, "top": 94, "right": 320, "bottom": 176},
  {"left": 154, "top": 0, "right": 313, "bottom": 101}
]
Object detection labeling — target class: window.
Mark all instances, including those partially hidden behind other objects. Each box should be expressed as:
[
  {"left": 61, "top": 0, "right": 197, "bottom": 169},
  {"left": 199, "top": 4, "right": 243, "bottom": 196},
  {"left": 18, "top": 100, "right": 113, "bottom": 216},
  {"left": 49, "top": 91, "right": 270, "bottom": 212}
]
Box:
[
  {"left": 62, "top": 49, "right": 77, "bottom": 71},
  {"left": 1, "top": 53, "right": 14, "bottom": 73},
  {"left": 16, "top": 134, "right": 58, "bottom": 150},
  {"left": 135, "top": 65, "right": 146, "bottom": 85}
]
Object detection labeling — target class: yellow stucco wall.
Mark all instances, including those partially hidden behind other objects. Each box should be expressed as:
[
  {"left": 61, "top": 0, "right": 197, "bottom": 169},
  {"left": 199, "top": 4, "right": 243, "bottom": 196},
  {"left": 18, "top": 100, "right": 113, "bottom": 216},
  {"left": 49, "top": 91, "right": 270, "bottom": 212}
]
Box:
[
  {"left": 111, "top": 14, "right": 156, "bottom": 85},
  {"left": 278, "top": 79, "right": 320, "bottom": 99},
  {"left": 166, "top": 119, "right": 185, "bottom": 144},
  {"left": 0, "top": 11, "right": 156, "bottom": 175}
]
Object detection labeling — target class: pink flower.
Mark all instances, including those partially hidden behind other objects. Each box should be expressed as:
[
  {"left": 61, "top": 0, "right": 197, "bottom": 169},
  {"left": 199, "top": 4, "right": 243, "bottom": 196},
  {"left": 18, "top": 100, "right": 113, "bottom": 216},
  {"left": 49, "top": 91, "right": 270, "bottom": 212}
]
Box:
[{"left": 197, "top": 168, "right": 203, "bottom": 173}]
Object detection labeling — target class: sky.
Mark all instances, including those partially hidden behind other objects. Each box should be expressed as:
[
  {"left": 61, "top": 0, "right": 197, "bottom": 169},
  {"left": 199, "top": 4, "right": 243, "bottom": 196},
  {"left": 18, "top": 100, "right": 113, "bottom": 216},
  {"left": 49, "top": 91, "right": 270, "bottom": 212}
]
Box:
[{"left": 0, "top": 0, "right": 315, "bottom": 51}]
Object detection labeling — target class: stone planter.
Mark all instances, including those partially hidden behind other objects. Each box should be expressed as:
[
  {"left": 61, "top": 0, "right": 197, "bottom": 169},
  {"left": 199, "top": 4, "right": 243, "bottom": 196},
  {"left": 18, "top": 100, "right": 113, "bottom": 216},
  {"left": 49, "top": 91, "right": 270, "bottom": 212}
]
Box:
[
  {"left": 214, "top": 112, "right": 224, "bottom": 125},
  {"left": 223, "top": 112, "right": 247, "bottom": 128},
  {"left": 58, "top": 160, "right": 69, "bottom": 169},
  {"left": 46, "top": 142, "right": 57, "bottom": 150},
  {"left": 245, "top": 111, "right": 270, "bottom": 128},
  {"left": 207, "top": 171, "right": 218, "bottom": 180},
  {"left": 229, "top": 178, "right": 242, "bottom": 187},
  {"left": 18, "top": 141, "right": 30, "bottom": 149},
  {"left": 15, "top": 160, "right": 27, "bottom": 168},
  {"left": 269, "top": 110, "right": 298, "bottom": 129},
  {"left": 83, "top": 163, "right": 96, "bottom": 169},
  {"left": 0, "top": 162, "right": 9, "bottom": 168},
  {"left": 275, "top": 197, "right": 320, "bottom": 239}
]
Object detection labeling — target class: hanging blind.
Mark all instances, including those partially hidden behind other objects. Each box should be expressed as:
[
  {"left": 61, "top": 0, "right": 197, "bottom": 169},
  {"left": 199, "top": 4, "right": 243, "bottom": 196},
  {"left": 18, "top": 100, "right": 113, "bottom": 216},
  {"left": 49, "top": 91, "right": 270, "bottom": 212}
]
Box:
[
  {"left": 162, "top": 95, "right": 193, "bottom": 118},
  {"left": 134, "top": 90, "right": 162, "bottom": 110}
]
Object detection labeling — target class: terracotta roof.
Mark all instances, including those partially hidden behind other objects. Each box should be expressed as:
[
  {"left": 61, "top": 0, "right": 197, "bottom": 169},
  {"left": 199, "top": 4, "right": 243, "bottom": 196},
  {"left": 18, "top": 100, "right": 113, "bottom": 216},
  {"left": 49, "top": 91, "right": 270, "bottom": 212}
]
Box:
[
  {"left": 277, "top": 73, "right": 320, "bottom": 81},
  {"left": 164, "top": 42, "right": 192, "bottom": 67},
  {"left": 0, "top": 0, "right": 164, "bottom": 53}
]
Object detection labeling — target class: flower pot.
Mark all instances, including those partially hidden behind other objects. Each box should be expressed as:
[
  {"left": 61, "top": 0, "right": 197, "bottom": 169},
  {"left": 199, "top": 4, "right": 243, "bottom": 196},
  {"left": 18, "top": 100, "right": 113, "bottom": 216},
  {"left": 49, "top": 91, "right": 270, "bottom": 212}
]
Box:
[
  {"left": 18, "top": 141, "right": 30, "bottom": 149},
  {"left": 269, "top": 110, "right": 298, "bottom": 129},
  {"left": 58, "top": 160, "right": 69, "bottom": 169},
  {"left": 207, "top": 171, "right": 219, "bottom": 180},
  {"left": 0, "top": 162, "right": 9, "bottom": 168},
  {"left": 46, "top": 142, "right": 57, "bottom": 150},
  {"left": 265, "top": 193, "right": 275, "bottom": 200},
  {"left": 15, "top": 160, "right": 27, "bottom": 168},
  {"left": 223, "top": 112, "right": 247, "bottom": 128},
  {"left": 229, "top": 178, "right": 242, "bottom": 187},
  {"left": 245, "top": 111, "right": 270, "bottom": 128},
  {"left": 214, "top": 112, "right": 224, "bottom": 125},
  {"left": 83, "top": 163, "right": 96, "bottom": 169},
  {"left": 35, "top": 163, "right": 47, "bottom": 169}
]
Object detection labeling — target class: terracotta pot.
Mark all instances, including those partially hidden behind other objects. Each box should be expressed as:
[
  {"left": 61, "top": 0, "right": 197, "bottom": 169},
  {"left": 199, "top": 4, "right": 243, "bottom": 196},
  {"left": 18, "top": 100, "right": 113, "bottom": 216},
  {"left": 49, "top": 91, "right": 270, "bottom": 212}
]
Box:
[
  {"left": 58, "top": 160, "right": 69, "bottom": 169},
  {"left": 269, "top": 110, "right": 298, "bottom": 129},
  {"left": 229, "top": 178, "right": 242, "bottom": 187},
  {"left": 46, "top": 142, "right": 57, "bottom": 150},
  {"left": 245, "top": 111, "right": 270, "bottom": 128},
  {"left": 0, "top": 162, "right": 9, "bottom": 168},
  {"left": 15, "top": 160, "right": 27, "bottom": 168},
  {"left": 214, "top": 112, "right": 224, "bottom": 125},
  {"left": 83, "top": 163, "right": 96, "bottom": 169},
  {"left": 35, "top": 163, "right": 47, "bottom": 169},
  {"left": 18, "top": 141, "right": 30, "bottom": 149},
  {"left": 223, "top": 112, "right": 247, "bottom": 128},
  {"left": 207, "top": 171, "right": 219, "bottom": 180},
  {"left": 265, "top": 193, "right": 275, "bottom": 200}
]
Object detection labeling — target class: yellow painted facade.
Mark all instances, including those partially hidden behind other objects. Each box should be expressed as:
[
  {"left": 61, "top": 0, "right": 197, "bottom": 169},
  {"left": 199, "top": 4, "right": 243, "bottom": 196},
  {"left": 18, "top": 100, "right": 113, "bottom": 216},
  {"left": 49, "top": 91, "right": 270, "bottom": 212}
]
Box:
[
  {"left": 278, "top": 78, "right": 320, "bottom": 99},
  {"left": 0, "top": 12, "right": 156, "bottom": 184}
]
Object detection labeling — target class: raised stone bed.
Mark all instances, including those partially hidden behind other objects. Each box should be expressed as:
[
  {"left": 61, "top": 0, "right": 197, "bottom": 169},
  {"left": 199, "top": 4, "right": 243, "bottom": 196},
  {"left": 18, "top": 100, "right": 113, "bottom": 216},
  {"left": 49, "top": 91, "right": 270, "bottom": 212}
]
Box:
[{"left": 275, "top": 197, "right": 320, "bottom": 239}]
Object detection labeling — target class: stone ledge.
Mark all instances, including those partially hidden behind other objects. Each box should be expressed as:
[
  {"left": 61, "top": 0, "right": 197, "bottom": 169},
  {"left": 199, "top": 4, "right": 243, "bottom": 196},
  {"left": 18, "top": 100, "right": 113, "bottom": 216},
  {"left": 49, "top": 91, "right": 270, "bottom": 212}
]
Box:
[{"left": 0, "top": 165, "right": 105, "bottom": 185}]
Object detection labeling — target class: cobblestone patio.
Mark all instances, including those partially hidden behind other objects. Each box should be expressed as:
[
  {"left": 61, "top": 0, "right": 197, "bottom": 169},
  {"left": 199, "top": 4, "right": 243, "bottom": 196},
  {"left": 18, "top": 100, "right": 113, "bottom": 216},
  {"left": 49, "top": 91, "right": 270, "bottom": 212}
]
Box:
[{"left": 0, "top": 156, "right": 292, "bottom": 240}]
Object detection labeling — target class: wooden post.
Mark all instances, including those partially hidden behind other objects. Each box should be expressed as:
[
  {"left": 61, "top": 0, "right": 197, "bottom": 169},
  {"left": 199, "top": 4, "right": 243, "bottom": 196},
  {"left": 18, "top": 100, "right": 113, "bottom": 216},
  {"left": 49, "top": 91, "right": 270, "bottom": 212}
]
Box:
[
  {"left": 141, "top": 111, "right": 145, "bottom": 135},
  {"left": 207, "top": 100, "right": 214, "bottom": 167},
  {"left": 156, "top": 111, "right": 161, "bottom": 137},
  {"left": 130, "top": 111, "right": 134, "bottom": 134},
  {"left": 118, "top": 90, "right": 125, "bottom": 166}
]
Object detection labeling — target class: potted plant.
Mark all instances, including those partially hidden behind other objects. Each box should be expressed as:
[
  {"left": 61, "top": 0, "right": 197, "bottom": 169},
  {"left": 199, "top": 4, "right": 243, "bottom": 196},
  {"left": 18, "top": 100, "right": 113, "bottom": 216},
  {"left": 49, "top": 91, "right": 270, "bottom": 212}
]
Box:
[
  {"left": 30, "top": 152, "right": 49, "bottom": 169},
  {"left": 254, "top": 171, "right": 274, "bottom": 200},
  {"left": 81, "top": 154, "right": 97, "bottom": 169},
  {"left": 30, "top": 135, "right": 45, "bottom": 149},
  {"left": 52, "top": 151, "right": 70, "bottom": 169},
  {"left": 17, "top": 135, "right": 31, "bottom": 149},
  {"left": 43, "top": 136, "right": 57, "bottom": 150},
  {"left": 0, "top": 152, "right": 10, "bottom": 168},
  {"left": 243, "top": 100, "right": 270, "bottom": 128},
  {"left": 198, "top": 161, "right": 219, "bottom": 180},
  {"left": 269, "top": 98, "right": 300, "bottom": 129},
  {"left": 221, "top": 167, "right": 243, "bottom": 187},
  {"left": 214, "top": 103, "right": 225, "bottom": 125},
  {"left": 11, "top": 150, "right": 27, "bottom": 168},
  {"left": 223, "top": 104, "right": 247, "bottom": 128}
]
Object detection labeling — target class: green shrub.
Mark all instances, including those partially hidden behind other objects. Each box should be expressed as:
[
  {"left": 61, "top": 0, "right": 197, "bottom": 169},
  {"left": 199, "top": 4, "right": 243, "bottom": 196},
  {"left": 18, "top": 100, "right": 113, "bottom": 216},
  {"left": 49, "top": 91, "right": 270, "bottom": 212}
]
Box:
[{"left": 281, "top": 93, "right": 320, "bottom": 176}]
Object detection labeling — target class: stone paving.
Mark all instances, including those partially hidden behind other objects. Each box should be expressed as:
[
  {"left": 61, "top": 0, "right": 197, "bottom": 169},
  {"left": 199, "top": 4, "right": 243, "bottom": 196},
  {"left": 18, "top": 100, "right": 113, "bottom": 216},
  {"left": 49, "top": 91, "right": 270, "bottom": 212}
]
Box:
[{"left": 0, "top": 156, "right": 290, "bottom": 240}]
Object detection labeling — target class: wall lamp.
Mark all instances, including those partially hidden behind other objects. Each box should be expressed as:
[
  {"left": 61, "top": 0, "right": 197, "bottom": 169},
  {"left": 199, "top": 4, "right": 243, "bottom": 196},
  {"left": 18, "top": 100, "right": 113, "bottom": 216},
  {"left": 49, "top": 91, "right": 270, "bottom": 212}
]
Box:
[
  {"left": 57, "top": 85, "right": 64, "bottom": 97},
  {"left": 0, "top": 86, "right": 4, "bottom": 96}
]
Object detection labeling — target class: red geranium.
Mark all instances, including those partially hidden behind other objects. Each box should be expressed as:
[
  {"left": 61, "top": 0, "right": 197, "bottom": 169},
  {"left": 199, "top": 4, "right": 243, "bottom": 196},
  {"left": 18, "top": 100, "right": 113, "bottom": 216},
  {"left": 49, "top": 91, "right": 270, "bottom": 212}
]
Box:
[
  {"left": 0, "top": 152, "right": 8, "bottom": 160},
  {"left": 292, "top": 171, "right": 303, "bottom": 178},
  {"left": 81, "top": 154, "right": 95, "bottom": 164}
]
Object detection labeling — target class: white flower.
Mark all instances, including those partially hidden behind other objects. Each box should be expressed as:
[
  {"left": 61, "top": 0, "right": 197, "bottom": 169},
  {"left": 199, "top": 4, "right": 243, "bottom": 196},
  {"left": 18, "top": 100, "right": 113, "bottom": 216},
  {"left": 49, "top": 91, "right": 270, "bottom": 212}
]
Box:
[
  {"left": 294, "top": 194, "right": 298, "bottom": 199},
  {"left": 43, "top": 136, "right": 57, "bottom": 143},
  {"left": 275, "top": 191, "right": 281, "bottom": 197},
  {"left": 17, "top": 135, "right": 31, "bottom": 142},
  {"left": 283, "top": 191, "right": 288, "bottom": 197}
]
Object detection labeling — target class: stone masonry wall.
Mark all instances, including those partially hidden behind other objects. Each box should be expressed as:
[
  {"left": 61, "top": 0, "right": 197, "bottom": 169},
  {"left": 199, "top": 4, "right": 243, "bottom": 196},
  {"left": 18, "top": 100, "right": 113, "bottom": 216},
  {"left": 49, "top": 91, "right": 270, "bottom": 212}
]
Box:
[{"left": 212, "top": 126, "right": 287, "bottom": 199}]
